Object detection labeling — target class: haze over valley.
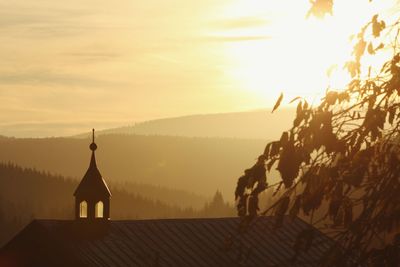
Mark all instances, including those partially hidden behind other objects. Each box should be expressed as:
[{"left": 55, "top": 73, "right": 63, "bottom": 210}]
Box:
[{"left": 0, "top": 133, "right": 269, "bottom": 200}]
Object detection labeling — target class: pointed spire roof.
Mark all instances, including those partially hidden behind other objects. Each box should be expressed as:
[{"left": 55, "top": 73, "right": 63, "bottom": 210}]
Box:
[{"left": 74, "top": 129, "right": 111, "bottom": 198}]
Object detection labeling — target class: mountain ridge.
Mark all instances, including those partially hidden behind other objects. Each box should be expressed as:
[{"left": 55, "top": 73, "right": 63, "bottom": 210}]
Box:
[{"left": 75, "top": 108, "right": 295, "bottom": 140}]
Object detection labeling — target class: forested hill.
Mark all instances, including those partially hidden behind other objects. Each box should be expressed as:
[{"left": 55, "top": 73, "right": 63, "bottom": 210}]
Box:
[
  {"left": 0, "top": 135, "right": 271, "bottom": 198},
  {"left": 92, "top": 109, "right": 294, "bottom": 140},
  {"left": 0, "top": 162, "right": 204, "bottom": 246}
]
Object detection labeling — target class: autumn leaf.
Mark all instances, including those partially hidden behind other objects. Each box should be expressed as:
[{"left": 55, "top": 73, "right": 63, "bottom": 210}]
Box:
[
  {"left": 289, "top": 96, "right": 302, "bottom": 104},
  {"left": 367, "top": 42, "right": 375, "bottom": 55},
  {"left": 307, "top": 0, "right": 333, "bottom": 18},
  {"left": 372, "top": 14, "right": 386, "bottom": 37},
  {"left": 272, "top": 93, "right": 284, "bottom": 113},
  {"left": 277, "top": 141, "right": 301, "bottom": 188}
]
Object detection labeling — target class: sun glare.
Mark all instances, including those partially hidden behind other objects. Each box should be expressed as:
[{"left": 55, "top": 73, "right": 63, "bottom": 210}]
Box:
[{"left": 219, "top": 0, "right": 395, "bottom": 107}]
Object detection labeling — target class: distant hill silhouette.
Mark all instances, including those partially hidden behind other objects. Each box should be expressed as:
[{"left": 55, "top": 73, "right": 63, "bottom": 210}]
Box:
[
  {"left": 86, "top": 109, "right": 294, "bottom": 140},
  {"left": 0, "top": 135, "right": 278, "bottom": 199},
  {"left": 112, "top": 181, "right": 206, "bottom": 209}
]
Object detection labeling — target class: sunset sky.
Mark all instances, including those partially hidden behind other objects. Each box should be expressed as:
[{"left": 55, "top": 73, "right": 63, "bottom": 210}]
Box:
[{"left": 0, "top": 0, "right": 398, "bottom": 137}]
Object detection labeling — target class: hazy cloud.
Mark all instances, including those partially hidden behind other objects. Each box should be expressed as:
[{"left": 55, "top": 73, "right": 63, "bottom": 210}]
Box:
[
  {"left": 0, "top": 120, "right": 129, "bottom": 138},
  {"left": 203, "top": 35, "right": 271, "bottom": 42},
  {"left": 0, "top": 4, "right": 96, "bottom": 38},
  {"left": 61, "top": 52, "right": 121, "bottom": 63},
  {"left": 0, "top": 70, "right": 127, "bottom": 88},
  {"left": 205, "top": 16, "right": 271, "bottom": 42},
  {"left": 211, "top": 17, "right": 269, "bottom": 30}
]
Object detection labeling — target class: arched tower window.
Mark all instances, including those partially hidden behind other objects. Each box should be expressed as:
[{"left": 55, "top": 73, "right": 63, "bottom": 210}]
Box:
[
  {"left": 95, "top": 201, "right": 104, "bottom": 218},
  {"left": 79, "top": 201, "right": 88, "bottom": 218}
]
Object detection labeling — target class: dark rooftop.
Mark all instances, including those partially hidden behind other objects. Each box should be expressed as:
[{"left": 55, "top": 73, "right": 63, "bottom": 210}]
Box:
[{"left": 1, "top": 216, "right": 333, "bottom": 267}]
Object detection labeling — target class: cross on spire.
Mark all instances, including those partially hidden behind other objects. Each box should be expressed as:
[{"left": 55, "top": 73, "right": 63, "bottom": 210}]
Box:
[{"left": 90, "top": 129, "right": 97, "bottom": 151}]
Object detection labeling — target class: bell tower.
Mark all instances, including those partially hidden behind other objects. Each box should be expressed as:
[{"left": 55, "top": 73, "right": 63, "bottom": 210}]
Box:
[{"left": 74, "top": 129, "right": 111, "bottom": 221}]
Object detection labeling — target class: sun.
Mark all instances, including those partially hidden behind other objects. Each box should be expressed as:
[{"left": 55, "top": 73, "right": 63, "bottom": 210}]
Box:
[{"left": 219, "top": 0, "right": 394, "bottom": 107}]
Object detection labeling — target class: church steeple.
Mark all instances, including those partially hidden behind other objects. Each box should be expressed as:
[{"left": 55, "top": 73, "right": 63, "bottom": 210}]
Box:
[{"left": 74, "top": 129, "right": 111, "bottom": 221}]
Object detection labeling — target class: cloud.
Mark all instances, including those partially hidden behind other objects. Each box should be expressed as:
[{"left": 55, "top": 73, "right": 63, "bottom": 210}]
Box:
[
  {"left": 211, "top": 17, "right": 269, "bottom": 30},
  {"left": 205, "top": 16, "right": 271, "bottom": 42},
  {"left": 61, "top": 52, "right": 121, "bottom": 63},
  {"left": 0, "top": 4, "right": 95, "bottom": 38},
  {"left": 0, "top": 70, "right": 127, "bottom": 88},
  {"left": 202, "top": 35, "right": 271, "bottom": 42}
]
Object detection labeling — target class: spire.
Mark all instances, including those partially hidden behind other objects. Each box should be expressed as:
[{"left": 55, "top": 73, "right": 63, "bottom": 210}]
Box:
[
  {"left": 74, "top": 129, "right": 111, "bottom": 198},
  {"left": 90, "top": 128, "right": 98, "bottom": 152},
  {"left": 89, "top": 129, "right": 98, "bottom": 168}
]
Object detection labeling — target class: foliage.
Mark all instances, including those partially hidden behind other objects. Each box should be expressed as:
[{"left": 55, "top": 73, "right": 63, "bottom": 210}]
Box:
[{"left": 235, "top": 1, "right": 400, "bottom": 265}]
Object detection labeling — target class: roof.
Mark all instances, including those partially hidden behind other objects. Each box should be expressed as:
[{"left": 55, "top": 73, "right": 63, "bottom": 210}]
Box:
[
  {"left": 74, "top": 150, "right": 111, "bottom": 198},
  {"left": 1, "top": 216, "right": 334, "bottom": 267}
]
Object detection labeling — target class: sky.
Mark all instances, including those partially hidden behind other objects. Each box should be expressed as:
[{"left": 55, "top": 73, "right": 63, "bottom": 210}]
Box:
[{"left": 0, "top": 0, "right": 398, "bottom": 137}]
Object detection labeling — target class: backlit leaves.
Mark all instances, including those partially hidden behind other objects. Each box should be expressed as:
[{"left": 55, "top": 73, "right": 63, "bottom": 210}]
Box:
[
  {"left": 367, "top": 42, "right": 375, "bottom": 55},
  {"left": 277, "top": 140, "right": 302, "bottom": 188},
  {"left": 307, "top": 0, "right": 333, "bottom": 18},
  {"left": 235, "top": 3, "right": 400, "bottom": 266},
  {"left": 371, "top": 14, "right": 386, "bottom": 37},
  {"left": 353, "top": 38, "right": 367, "bottom": 62},
  {"left": 345, "top": 61, "right": 361, "bottom": 78},
  {"left": 272, "top": 93, "right": 283, "bottom": 113}
]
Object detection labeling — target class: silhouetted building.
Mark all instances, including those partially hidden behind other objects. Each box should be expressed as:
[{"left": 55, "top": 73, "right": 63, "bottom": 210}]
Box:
[
  {"left": 74, "top": 129, "right": 111, "bottom": 222},
  {"left": 0, "top": 130, "right": 334, "bottom": 267}
]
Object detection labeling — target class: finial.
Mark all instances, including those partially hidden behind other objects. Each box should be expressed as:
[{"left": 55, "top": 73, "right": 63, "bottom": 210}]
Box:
[{"left": 90, "top": 128, "right": 97, "bottom": 151}]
